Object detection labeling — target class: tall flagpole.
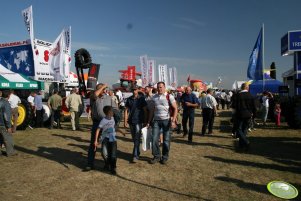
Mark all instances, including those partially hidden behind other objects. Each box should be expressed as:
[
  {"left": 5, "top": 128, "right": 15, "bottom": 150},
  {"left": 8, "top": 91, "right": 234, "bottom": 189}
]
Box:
[{"left": 262, "top": 23, "right": 265, "bottom": 92}]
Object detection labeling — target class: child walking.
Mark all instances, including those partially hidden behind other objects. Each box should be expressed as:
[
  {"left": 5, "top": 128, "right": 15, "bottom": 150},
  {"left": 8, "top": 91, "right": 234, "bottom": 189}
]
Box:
[
  {"left": 94, "top": 106, "right": 118, "bottom": 175},
  {"left": 274, "top": 103, "right": 281, "bottom": 126}
]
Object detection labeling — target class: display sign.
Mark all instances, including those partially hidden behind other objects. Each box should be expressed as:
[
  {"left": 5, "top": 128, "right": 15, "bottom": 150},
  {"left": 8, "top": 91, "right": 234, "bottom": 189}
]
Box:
[
  {"left": 0, "top": 40, "right": 34, "bottom": 77},
  {"left": 281, "top": 30, "right": 301, "bottom": 56}
]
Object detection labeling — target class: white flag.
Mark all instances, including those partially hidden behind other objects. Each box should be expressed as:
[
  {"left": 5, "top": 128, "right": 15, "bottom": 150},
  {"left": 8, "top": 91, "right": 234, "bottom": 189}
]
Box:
[
  {"left": 63, "top": 27, "right": 71, "bottom": 82},
  {"left": 158, "top": 64, "right": 168, "bottom": 86},
  {"left": 169, "top": 68, "right": 173, "bottom": 86},
  {"left": 140, "top": 55, "right": 148, "bottom": 87},
  {"left": 49, "top": 30, "right": 65, "bottom": 81},
  {"left": 173, "top": 67, "right": 178, "bottom": 87},
  {"left": 22, "top": 6, "right": 34, "bottom": 48},
  {"left": 147, "top": 60, "right": 155, "bottom": 84}
]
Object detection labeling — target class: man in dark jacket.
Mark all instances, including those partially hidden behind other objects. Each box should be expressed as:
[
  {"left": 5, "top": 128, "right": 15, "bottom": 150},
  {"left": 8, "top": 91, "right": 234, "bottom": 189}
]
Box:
[
  {"left": 0, "top": 90, "right": 16, "bottom": 156},
  {"left": 234, "top": 83, "right": 256, "bottom": 150}
]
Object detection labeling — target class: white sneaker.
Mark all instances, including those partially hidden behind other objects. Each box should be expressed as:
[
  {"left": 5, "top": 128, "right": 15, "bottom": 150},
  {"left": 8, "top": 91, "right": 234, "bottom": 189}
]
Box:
[{"left": 248, "top": 128, "right": 252, "bottom": 132}]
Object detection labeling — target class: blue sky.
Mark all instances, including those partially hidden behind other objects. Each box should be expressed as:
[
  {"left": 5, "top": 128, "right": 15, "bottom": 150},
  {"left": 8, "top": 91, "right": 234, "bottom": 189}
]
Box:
[{"left": 0, "top": 0, "right": 301, "bottom": 88}]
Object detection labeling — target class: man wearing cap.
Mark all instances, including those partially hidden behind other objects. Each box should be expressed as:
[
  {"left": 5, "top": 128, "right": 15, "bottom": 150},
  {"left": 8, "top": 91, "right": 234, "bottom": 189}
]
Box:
[{"left": 125, "top": 85, "right": 147, "bottom": 163}]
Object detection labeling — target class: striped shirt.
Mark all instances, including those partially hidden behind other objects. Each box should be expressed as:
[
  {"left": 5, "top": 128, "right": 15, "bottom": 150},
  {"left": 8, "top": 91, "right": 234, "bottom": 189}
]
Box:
[{"left": 152, "top": 92, "right": 176, "bottom": 120}]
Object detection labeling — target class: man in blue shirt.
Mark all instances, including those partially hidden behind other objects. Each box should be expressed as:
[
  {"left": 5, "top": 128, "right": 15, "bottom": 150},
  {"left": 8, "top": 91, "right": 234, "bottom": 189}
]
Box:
[{"left": 181, "top": 86, "right": 200, "bottom": 143}]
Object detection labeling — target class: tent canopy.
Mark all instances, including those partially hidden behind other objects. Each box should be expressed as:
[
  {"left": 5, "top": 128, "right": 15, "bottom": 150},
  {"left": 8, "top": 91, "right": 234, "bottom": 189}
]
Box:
[
  {"left": 0, "top": 64, "right": 43, "bottom": 90},
  {"left": 249, "top": 79, "right": 283, "bottom": 95}
]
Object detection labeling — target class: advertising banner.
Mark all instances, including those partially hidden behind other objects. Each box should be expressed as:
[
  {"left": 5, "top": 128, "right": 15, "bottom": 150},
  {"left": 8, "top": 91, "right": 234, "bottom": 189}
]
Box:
[
  {"left": 140, "top": 55, "right": 148, "bottom": 87},
  {"left": 128, "top": 66, "right": 136, "bottom": 81},
  {"left": 22, "top": 6, "right": 34, "bottom": 48},
  {"left": 34, "top": 37, "right": 70, "bottom": 82},
  {"left": 147, "top": 60, "right": 155, "bottom": 84},
  {"left": 49, "top": 30, "right": 65, "bottom": 81},
  {"left": 0, "top": 40, "right": 34, "bottom": 77},
  {"left": 158, "top": 64, "right": 168, "bottom": 86}
]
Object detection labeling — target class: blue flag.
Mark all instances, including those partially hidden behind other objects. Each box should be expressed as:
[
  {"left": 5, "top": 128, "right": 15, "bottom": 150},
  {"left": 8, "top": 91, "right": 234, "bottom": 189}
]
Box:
[{"left": 247, "top": 28, "right": 263, "bottom": 80}]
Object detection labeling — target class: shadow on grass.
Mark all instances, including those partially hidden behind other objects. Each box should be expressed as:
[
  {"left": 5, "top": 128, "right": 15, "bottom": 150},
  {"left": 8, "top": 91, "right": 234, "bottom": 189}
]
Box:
[
  {"left": 204, "top": 156, "right": 301, "bottom": 174},
  {"left": 15, "top": 145, "right": 90, "bottom": 170},
  {"left": 215, "top": 176, "right": 268, "bottom": 195},
  {"left": 172, "top": 138, "right": 233, "bottom": 150},
  {"left": 52, "top": 134, "right": 90, "bottom": 143},
  {"left": 247, "top": 136, "right": 301, "bottom": 166},
  {"left": 116, "top": 174, "right": 212, "bottom": 201}
]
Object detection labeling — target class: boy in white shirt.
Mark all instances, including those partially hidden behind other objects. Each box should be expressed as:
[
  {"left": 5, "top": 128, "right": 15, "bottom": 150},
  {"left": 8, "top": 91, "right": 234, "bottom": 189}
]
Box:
[{"left": 94, "top": 106, "right": 117, "bottom": 175}]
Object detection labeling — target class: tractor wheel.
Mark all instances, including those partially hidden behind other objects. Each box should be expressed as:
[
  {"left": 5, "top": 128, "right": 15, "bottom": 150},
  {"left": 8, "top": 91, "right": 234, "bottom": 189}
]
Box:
[
  {"left": 16, "top": 99, "right": 32, "bottom": 130},
  {"left": 75, "top": 48, "right": 92, "bottom": 68}
]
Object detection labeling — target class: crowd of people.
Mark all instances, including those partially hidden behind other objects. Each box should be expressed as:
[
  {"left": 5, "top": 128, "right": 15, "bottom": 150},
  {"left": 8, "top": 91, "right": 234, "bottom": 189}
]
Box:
[{"left": 0, "top": 82, "right": 281, "bottom": 176}]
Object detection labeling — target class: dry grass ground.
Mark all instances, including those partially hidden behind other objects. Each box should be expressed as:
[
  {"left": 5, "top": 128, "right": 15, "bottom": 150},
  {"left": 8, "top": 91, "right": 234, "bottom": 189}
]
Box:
[{"left": 0, "top": 109, "right": 300, "bottom": 201}]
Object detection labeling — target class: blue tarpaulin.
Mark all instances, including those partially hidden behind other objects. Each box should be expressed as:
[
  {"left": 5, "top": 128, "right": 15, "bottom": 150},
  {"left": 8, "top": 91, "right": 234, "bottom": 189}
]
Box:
[{"left": 249, "top": 79, "right": 284, "bottom": 95}]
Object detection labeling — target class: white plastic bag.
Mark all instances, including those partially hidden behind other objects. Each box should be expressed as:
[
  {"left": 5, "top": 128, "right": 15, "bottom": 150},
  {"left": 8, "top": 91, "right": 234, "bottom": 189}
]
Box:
[{"left": 141, "top": 127, "right": 152, "bottom": 151}]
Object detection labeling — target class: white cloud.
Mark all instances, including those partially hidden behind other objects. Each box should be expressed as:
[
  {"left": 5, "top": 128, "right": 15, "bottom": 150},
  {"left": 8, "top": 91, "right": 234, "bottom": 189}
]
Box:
[{"left": 180, "top": 17, "right": 206, "bottom": 27}]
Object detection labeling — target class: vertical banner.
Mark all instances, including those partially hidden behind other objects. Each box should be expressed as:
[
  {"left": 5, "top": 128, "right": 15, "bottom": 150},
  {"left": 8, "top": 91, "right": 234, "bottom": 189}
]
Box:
[
  {"left": 158, "top": 64, "right": 168, "bottom": 86},
  {"left": 128, "top": 66, "right": 136, "bottom": 81},
  {"left": 169, "top": 68, "right": 173, "bottom": 87},
  {"left": 147, "top": 60, "right": 155, "bottom": 84},
  {"left": 48, "top": 30, "right": 65, "bottom": 81},
  {"left": 63, "top": 26, "right": 71, "bottom": 82},
  {"left": 173, "top": 67, "right": 178, "bottom": 87},
  {"left": 22, "top": 5, "right": 34, "bottom": 48},
  {"left": 140, "top": 55, "right": 148, "bottom": 87}
]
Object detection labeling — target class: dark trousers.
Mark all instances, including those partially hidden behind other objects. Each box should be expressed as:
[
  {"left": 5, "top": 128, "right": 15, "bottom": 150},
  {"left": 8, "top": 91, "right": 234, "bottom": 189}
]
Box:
[
  {"left": 202, "top": 108, "right": 214, "bottom": 134},
  {"left": 87, "top": 120, "right": 101, "bottom": 168},
  {"left": 50, "top": 109, "right": 61, "bottom": 128},
  {"left": 182, "top": 109, "right": 195, "bottom": 141},
  {"left": 36, "top": 109, "right": 44, "bottom": 127},
  {"left": 129, "top": 123, "right": 142, "bottom": 158},
  {"left": 101, "top": 138, "right": 117, "bottom": 170},
  {"left": 237, "top": 118, "right": 250, "bottom": 148}
]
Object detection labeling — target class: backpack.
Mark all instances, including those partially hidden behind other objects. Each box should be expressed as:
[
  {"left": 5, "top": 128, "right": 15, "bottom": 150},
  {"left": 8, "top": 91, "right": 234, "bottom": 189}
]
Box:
[
  {"left": 259, "top": 96, "right": 263, "bottom": 104},
  {"left": 166, "top": 93, "right": 175, "bottom": 116}
]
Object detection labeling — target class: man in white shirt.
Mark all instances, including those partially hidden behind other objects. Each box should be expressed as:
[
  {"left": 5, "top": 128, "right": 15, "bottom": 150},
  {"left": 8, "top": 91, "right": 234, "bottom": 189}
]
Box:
[
  {"left": 147, "top": 82, "right": 178, "bottom": 165},
  {"left": 8, "top": 90, "right": 21, "bottom": 133},
  {"left": 201, "top": 88, "right": 217, "bottom": 135}
]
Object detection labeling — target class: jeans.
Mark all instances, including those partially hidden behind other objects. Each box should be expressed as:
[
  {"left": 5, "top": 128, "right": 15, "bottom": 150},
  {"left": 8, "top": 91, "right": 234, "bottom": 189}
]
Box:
[
  {"left": 130, "top": 123, "right": 142, "bottom": 158},
  {"left": 202, "top": 108, "right": 214, "bottom": 134},
  {"left": 87, "top": 120, "right": 101, "bottom": 168},
  {"left": 182, "top": 109, "right": 195, "bottom": 141},
  {"left": 0, "top": 126, "right": 15, "bottom": 155},
  {"left": 237, "top": 118, "right": 250, "bottom": 148},
  {"left": 101, "top": 138, "right": 117, "bottom": 170},
  {"left": 152, "top": 119, "right": 171, "bottom": 160}
]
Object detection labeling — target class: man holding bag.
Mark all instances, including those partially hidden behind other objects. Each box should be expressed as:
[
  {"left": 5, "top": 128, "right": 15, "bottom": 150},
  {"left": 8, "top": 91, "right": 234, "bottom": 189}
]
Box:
[{"left": 124, "top": 85, "right": 147, "bottom": 163}]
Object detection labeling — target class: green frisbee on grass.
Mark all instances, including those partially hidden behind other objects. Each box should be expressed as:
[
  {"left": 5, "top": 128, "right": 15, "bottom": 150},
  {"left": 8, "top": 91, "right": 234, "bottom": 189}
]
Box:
[{"left": 267, "top": 181, "right": 298, "bottom": 199}]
